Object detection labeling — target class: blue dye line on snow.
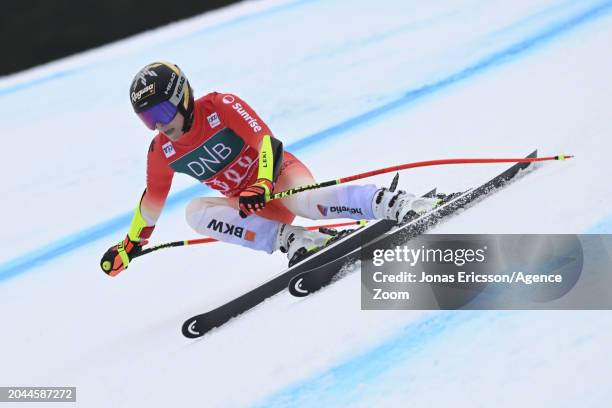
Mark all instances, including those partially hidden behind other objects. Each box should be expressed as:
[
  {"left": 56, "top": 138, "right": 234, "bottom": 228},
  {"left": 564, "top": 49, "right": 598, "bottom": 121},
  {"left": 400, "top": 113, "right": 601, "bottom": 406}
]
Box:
[
  {"left": 0, "top": 68, "right": 84, "bottom": 96},
  {"left": 251, "top": 311, "right": 488, "bottom": 408},
  {"left": 0, "top": 0, "right": 313, "bottom": 97},
  {"left": 1, "top": 0, "right": 612, "bottom": 282},
  {"left": 290, "top": 0, "right": 612, "bottom": 152},
  {"left": 0, "top": 184, "right": 208, "bottom": 282},
  {"left": 587, "top": 215, "right": 612, "bottom": 233}
]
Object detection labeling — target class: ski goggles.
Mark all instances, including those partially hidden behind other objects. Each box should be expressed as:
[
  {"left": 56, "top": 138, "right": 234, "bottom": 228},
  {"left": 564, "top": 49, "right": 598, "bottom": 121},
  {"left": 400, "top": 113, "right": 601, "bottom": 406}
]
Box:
[{"left": 137, "top": 101, "right": 178, "bottom": 130}]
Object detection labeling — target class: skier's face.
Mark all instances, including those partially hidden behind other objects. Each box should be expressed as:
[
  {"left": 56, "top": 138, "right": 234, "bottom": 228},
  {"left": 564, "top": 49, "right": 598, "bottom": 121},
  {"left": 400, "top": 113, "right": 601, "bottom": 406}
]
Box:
[{"left": 156, "top": 111, "right": 185, "bottom": 141}]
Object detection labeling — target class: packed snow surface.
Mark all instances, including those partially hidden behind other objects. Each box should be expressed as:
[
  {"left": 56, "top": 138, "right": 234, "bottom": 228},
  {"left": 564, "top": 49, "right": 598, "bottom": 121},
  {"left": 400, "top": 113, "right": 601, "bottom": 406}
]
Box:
[{"left": 1, "top": 0, "right": 611, "bottom": 406}]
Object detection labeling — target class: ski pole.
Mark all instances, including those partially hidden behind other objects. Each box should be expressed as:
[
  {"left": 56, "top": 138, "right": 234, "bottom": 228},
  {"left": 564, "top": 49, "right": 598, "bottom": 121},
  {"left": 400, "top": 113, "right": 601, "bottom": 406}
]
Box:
[
  {"left": 269, "top": 154, "right": 572, "bottom": 200},
  {"left": 132, "top": 220, "right": 367, "bottom": 259}
]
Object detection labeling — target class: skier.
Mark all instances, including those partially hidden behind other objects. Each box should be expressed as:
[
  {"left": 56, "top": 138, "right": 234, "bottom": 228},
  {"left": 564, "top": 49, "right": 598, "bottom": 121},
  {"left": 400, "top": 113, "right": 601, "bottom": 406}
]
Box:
[{"left": 100, "top": 61, "right": 445, "bottom": 276}]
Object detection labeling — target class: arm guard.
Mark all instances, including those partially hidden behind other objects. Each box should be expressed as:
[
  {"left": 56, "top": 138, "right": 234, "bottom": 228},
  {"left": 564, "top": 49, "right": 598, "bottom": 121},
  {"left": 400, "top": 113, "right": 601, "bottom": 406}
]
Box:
[
  {"left": 127, "top": 191, "right": 156, "bottom": 242},
  {"left": 257, "top": 134, "right": 284, "bottom": 182}
]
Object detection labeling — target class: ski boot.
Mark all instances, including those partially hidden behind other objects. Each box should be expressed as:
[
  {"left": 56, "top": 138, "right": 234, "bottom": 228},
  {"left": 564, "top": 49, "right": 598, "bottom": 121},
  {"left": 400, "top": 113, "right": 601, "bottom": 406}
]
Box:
[
  {"left": 372, "top": 188, "right": 463, "bottom": 224},
  {"left": 276, "top": 225, "right": 350, "bottom": 267}
]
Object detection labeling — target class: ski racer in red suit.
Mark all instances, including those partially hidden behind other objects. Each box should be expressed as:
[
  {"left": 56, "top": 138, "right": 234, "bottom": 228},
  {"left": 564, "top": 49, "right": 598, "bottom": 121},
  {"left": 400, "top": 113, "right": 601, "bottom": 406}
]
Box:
[{"left": 100, "top": 62, "right": 444, "bottom": 276}]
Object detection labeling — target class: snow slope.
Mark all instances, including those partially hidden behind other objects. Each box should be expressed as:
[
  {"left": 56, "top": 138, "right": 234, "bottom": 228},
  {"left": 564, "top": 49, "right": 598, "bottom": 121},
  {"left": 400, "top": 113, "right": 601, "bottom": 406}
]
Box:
[{"left": 1, "top": 0, "right": 611, "bottom": 406}]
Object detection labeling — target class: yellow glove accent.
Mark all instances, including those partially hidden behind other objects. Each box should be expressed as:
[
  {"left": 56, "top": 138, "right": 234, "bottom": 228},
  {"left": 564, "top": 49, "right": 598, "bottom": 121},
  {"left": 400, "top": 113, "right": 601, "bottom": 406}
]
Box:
[
  {"left": 254, "top": 178, "right": 273, "bottom": 201},
  {"left": 117, "top": 239, "right": 131, "bottom": 268}
]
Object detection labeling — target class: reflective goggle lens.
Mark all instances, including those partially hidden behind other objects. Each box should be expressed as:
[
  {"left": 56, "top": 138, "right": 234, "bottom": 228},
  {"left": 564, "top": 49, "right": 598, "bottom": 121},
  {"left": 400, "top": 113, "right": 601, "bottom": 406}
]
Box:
[{"left": 137, "top": 101, "right": 178, "bottom": 130}]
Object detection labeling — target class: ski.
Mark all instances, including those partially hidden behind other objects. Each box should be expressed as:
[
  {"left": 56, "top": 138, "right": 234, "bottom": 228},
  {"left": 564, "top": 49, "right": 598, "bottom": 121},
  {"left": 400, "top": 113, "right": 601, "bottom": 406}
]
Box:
[
  {"left": 181, "top": 184, "right": 436, "bottom": 338},
  {"left": 288, "top": 149, "right": 538, "bottom": 297},
  {"left": 182, "top": 149, "right": 537, "bottom": 337}
]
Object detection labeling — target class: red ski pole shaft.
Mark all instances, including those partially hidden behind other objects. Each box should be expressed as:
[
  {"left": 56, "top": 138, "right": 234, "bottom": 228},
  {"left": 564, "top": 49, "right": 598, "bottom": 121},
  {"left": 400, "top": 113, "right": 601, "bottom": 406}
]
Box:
[{"left": 270, "top": 154, "right": 572, "bottom": 200}]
